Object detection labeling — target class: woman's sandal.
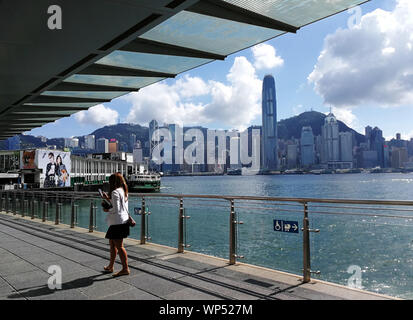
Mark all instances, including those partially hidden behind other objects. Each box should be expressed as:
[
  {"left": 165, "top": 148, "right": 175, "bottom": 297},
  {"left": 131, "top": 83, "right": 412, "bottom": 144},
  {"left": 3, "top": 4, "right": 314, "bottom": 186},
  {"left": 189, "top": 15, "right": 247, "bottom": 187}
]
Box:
[
  {"left": 103, "top": 266, "right": 114, "bottom": 273},
  {"left": 112, "top": 269, "right": 130, "bottom": 277}
]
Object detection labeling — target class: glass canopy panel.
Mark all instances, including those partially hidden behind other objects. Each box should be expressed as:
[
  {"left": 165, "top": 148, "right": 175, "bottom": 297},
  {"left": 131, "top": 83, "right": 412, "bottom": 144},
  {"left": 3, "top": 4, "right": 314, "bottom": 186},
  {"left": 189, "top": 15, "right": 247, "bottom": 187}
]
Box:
[
  {"left": 222, "top": 0, "right": 367, "bottom": 27},
  {"left": 41, "top": 91, "right": 126, "bottom": 100},
  {"left": 23, "top": 103, "right": 96, "bottom": 108},
  {"left": 65, "top": 74, "right": 164, "bottom": 90},
  {"left": 139, "top": 11, "right": 284, "bottom": 56},
  {"left": 13, "top": 110, "right": 79, "bottom": 115},
  {"left": 97, "top": 51, "right": 212, "bottom": 75}
]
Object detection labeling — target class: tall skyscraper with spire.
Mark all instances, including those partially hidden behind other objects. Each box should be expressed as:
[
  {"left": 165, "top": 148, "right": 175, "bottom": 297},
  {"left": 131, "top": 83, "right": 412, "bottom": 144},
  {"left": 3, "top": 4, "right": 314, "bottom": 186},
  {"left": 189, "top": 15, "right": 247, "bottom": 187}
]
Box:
[
  {"left": 321, "top": 112, "right": 340, "bottom": 164},
  {"left": 261, "top": 75, "right": 278, "bottom": 171}
]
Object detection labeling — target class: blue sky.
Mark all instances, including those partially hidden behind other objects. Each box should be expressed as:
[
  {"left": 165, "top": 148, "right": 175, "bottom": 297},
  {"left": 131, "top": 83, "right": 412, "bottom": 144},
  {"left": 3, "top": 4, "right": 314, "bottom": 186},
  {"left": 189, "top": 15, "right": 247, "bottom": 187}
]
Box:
[{"left": 28, "top": 0, "right": 413, "bottom": 141}]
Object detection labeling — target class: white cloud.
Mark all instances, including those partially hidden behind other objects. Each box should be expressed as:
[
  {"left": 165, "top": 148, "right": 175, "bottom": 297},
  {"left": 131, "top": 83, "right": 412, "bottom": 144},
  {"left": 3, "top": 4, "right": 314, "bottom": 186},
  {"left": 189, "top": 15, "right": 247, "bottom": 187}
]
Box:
[
  {"left": 251, "top": 43, "right": 284, "bottom": 70},
  {"left": 74, "top": 104, "right": 119, "bottom": 126},
  {"left": 308, "top": 0, "right": 413, "bottom": 108},
  {"left": 331, "top": 106, "right": 359, "bottom": 130},
  {"left": 124, "top": 56, "right": 262, "bottom": 130}
]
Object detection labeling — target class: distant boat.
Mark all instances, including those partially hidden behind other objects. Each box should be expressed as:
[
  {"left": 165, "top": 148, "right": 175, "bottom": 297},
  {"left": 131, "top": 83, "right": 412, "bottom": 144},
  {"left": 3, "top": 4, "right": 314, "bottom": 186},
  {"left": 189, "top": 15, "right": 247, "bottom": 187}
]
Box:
[
  {"left": 284, "top": 169, "right": 304, "bottom": 175},
  {"left": 127, "top": 166, "right": 161, "bottom": 192},
  {"left": 227, "top": 168, "right": 242, "bottom": 176},
  {"left": 370, "top": 167, "right": 383, "bottom": 174},
  {"left": 310, "top": 169, "right": 322, "bottom": 175}
]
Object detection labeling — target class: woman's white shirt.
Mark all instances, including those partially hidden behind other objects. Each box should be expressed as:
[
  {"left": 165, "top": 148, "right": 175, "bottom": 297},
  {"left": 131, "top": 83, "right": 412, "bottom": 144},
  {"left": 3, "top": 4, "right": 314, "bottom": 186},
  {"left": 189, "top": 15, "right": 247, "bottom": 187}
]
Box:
[{"left": 105, "top": 188, "right": 129, "bottom": 226}]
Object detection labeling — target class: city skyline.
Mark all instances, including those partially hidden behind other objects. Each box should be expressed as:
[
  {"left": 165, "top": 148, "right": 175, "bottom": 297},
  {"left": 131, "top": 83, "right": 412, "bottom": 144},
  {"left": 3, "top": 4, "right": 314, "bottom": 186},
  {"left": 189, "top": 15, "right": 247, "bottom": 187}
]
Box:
[{"left": 20, "top": 0, "right": 413, "bottom": 142}]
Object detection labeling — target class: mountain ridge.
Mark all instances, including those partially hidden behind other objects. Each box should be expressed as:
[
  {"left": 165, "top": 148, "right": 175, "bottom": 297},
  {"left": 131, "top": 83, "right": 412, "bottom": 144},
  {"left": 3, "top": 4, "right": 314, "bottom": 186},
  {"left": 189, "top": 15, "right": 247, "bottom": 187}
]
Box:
[{"left": 0, "top": 111, "right": 365, "bottom": 150}]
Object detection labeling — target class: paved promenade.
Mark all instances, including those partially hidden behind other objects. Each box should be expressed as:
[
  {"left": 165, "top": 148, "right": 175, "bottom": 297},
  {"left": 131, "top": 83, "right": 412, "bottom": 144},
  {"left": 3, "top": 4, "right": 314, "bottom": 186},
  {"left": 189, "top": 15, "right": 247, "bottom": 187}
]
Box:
[{"left": 0, "top": 212, "right": 394, "bottom": 300}]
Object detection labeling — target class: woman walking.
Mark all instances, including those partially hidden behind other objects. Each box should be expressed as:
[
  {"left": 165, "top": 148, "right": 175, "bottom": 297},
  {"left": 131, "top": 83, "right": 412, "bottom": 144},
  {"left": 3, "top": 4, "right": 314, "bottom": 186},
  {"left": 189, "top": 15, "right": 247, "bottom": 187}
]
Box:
[{"left": 102, "top": 172, "right": 130, "bottom": 277}]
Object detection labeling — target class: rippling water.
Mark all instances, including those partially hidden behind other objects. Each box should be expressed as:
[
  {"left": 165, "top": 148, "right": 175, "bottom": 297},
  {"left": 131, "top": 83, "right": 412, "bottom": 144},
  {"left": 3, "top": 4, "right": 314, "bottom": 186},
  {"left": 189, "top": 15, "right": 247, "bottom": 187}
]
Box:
[{"left": 58, "top": 173, "right": 413, "bottom": 299}]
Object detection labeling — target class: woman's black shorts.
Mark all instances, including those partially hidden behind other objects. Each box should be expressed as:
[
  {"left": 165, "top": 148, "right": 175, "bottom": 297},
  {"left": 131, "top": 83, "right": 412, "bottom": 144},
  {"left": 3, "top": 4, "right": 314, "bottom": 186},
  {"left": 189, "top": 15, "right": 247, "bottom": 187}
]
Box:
[{"left": 105, "top": 223, "right": 130, "bottom": 239}]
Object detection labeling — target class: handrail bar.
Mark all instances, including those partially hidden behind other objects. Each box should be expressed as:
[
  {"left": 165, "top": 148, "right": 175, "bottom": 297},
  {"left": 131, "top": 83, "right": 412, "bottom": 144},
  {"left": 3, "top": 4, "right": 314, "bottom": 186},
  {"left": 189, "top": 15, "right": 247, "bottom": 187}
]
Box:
[{"left": 4, "top": 190, "right": 413, "bottom": 207}]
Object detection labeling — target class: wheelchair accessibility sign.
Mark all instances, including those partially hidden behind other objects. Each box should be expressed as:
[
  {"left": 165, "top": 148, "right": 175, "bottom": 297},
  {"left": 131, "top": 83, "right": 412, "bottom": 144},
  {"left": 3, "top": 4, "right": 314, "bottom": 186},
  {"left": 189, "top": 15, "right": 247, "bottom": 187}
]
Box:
[{"left": 274, "top": 220, "right": 299, "bottom": 234}]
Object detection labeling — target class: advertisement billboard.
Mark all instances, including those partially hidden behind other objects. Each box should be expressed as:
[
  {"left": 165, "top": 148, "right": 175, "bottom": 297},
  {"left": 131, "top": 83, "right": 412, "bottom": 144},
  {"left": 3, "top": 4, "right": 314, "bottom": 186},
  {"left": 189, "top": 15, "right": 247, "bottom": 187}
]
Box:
[
  {"left": 37, "top": 150, "right": 71, "bottom": 188},
  {"left": 21, "top": 150, "right": 36, "bottom": 169}
]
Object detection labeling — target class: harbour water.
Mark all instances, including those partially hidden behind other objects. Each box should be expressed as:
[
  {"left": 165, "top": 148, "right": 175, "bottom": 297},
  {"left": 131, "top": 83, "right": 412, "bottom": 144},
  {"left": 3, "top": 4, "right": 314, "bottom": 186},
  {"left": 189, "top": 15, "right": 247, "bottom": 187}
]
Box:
[{"left": 58, "top": 173, "right": 413, "bottom": 299}]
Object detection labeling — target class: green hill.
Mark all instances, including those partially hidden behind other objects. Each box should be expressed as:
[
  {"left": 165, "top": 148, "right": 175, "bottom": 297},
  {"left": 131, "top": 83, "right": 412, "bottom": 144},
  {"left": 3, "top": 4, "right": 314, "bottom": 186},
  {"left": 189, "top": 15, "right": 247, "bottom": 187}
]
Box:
[
  {"left": 277, "top": 111, "right": 365, "bottom": 144},
  {"left": 91, "top": 123, "right": 149, "bottom": 153}
]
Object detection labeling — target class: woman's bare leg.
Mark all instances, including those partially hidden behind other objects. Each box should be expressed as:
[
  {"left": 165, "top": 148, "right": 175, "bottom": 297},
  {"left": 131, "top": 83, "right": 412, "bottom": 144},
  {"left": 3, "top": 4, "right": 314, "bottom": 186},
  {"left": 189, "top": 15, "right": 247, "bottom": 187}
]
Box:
[
  {"left": 104, "top": 239, "right": 117, "bottom": 271},
  {"left": 113, "top": 239, "right": 129, "bottom": 275}
]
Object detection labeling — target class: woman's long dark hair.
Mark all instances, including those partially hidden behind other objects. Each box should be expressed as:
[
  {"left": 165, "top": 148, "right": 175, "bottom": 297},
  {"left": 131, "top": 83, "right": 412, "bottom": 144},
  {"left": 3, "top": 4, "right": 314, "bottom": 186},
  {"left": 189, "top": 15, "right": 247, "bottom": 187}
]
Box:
[{"left": 108, "top": 172, "right": 128, "bottom": 199}]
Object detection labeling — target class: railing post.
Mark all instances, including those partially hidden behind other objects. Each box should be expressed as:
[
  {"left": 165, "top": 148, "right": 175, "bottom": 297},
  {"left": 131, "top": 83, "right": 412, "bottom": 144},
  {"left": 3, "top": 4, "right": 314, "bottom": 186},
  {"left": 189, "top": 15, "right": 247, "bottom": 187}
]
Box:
[
  {"left": 140, "top": 197, "right": 146, "bottom": 244},
  {"left": 12, "top": 192, "right": 17, "bottom": 215},
  {"left": 89, "top": 200, "right": 94, "bottom": 232},
  {"left": 31, "top": 193, "right": 35, "bottom": 219},
  {"left": 55, "top": 199, "right": 61, "bottom": 225},
  {"left": 302, "top": 202, "right": 311, "bottom": 283},
  {"left": 37, "top": 195, "right": 41, "bottom": 219},
  {"left": 0, "top": 191, "right": 3, "bottom": 211},
  {"left": 178, "top": 198, "right": 184, "bottom": 253},
  {"left": 21, "top": 193, "right": 24, "bottom": 217},
  {"left": 23, "top": 199, "right": 28, "bottom": 218},
  {"left": 229, "top": 199, "right": 236, "bottom": 265},
  {"left": 42, "top": 194, "right": 47, "bottom": 222},
  {"left": 71, "top": 199, "right": 76, "bottom": 228},
  {"left": 5, "top": 191, "right": 9, "bottom": 213}
]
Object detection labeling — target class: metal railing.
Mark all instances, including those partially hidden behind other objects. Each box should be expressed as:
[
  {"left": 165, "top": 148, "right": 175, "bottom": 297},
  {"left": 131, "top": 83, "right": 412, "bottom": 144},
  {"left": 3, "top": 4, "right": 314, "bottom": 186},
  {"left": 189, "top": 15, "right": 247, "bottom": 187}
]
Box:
[{"left": 1, "top": 189, "right": 413, "bottom": 285}]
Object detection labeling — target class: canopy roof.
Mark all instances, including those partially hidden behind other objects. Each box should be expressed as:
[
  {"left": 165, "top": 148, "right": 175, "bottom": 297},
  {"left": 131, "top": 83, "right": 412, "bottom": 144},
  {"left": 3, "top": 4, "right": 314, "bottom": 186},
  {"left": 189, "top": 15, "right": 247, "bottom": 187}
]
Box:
[{"left": 0, "top": 0, "right": 368, "bottom": 140}]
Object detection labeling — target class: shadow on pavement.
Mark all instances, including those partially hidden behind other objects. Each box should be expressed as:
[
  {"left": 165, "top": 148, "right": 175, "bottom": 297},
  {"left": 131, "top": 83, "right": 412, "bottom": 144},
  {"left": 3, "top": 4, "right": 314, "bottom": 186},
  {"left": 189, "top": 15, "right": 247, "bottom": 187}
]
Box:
[{"left": 7, "top": 272, "right": 113, "bottom": 299}]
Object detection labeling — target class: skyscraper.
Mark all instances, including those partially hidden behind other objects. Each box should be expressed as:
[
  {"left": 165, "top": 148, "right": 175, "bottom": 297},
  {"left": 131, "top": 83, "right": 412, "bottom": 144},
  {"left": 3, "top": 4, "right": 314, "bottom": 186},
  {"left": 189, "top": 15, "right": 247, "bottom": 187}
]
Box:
[
  {"left": 84, "top": 135, "right": 95, "bottom": 150},
  {"left": 129, "top": 133, "right": 136, "bottom": 152},
  {"left": 370, "top": 127, "right": 385, "bottom": 167},
  {"left": 149, "top": 120, "right": 159, "bottom": 159},
  {"left": 339, "top": 132, "right": 353, "bottom": 162},
  {"left": 108, "top": 139, "right": 118, "bottom": 153},
  {"left": 322, "top": 113, "right": 339, "bottom": 164},
  {"left": 96, "top": 138, "right": 109, "bottom": 153},
  {"left": 261, "top": 75, "right": 278, "bottom": 171},
  {"left": 300, "top": 126, "right": 315, "bottom": 167}
]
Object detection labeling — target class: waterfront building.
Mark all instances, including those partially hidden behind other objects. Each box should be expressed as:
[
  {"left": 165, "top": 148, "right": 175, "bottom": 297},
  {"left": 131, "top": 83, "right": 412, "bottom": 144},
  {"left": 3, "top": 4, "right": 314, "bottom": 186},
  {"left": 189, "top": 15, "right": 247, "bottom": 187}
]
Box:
[
  {"left": 287, "top": 143, "right": 298, "bottom": 169},
  {"left": 119, "top": 142, "right": 128, "bottom": 153},
  {"left": 37, "top": 136, "right": 47, "bottom": 143},
  {"left": 64, "top": 137, "right": 79, "bottom": 149},
  {"left": 129, "top": 133, "right": 136, "bottom": 152},
  {"left": 339, "top": 132, "right": 353, "bottom": 162},
  {"left": 108, "top": 139, "right": 118, "bottom": 153},
  {"left": 261, "top": 75, "right": 278, "bottom": 171},
  {"left": 362, "top": 150, "right": 379, "bottom": 168},
  {"left": 133, "top": 141, "right": 143, "bottom": 164},
  {"left": 300, "top": 126, "right": 315, "bottom": 167},
  {"left": 365, "top": 126, "right": 385, "bottom": 167},
  {"left": 247, "top": 125, "right": 262, "bottom": 169},
  {"left": 384, "top": 144, "right": 390, "bottom": 168},
  {"left": 391, "top": 147, "right": 408, "bottom": 168},
  {"left": 315, "top": 135, "right": 323, "bottom": 165},
  {"left": 370, "top": 127, "right": 385, "bottom": 167},
  {"left": 365, "top": 126, "right": 372, "bottom": 148},
  {"left": 321, "top": 113, "right": 340, "bottom": 164},
  {"left": 149, "top": 120, "right": 159, "bottom": 159},
  {"left": 229, "top": 133, "right": 242, "bottom": 170},
  {"left": 84, "top": 135, "right": 95, "bottom": 150},
  {"left": 96, "top": 138, "right": 109, "bottom": 153}
]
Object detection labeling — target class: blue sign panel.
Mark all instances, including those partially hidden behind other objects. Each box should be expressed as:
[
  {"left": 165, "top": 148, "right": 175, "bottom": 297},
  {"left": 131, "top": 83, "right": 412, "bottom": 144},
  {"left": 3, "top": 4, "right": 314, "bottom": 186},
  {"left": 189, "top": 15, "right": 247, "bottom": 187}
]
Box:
[{"left": 274, "top": 220, "right": 299, "bottom": 234}]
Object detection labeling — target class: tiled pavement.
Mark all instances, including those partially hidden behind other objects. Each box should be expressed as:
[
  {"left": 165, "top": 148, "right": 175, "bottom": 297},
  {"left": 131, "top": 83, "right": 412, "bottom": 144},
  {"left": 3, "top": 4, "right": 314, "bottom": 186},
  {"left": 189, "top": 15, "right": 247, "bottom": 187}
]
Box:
[{"left": 0, "top": 212, "right": 394, "bottom": 300}]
